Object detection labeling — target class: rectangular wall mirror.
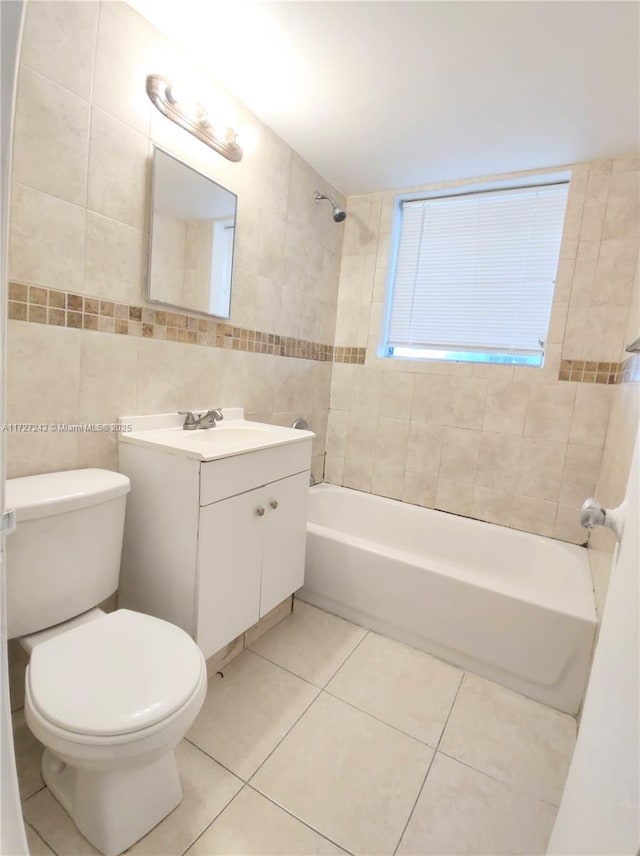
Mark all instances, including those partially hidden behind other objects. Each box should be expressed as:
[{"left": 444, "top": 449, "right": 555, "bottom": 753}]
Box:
[{"left": 148, "top": 146, "right": 237, "bottom": 318}]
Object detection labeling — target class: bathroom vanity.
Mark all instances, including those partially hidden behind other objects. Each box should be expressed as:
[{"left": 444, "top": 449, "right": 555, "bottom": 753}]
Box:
[{"left": 117, "top": 409, "right": 313, "bottom": 658}]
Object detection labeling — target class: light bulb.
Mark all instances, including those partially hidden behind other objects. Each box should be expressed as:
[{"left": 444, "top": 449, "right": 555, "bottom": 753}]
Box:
[{"left": 236, "top": 124, "right": 257, "bottom": 153}]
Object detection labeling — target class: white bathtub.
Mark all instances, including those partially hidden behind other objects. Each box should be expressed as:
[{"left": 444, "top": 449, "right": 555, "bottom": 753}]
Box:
[{"left": 298, "top": 484, "right": 597, "bottom": 715}]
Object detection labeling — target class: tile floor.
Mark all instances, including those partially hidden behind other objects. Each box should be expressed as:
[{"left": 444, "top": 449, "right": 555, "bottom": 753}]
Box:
[{"left": 16, "top": 600, "right": 577, "bottom": 856}]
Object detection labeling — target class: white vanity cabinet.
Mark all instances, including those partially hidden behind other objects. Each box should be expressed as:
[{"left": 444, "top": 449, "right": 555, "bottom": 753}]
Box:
[
  {"left": 196, "top": 471, "right": 309, "bottom": 656},
  {"left": 118, "top": 411, "right": 313, "bottom": 659}
]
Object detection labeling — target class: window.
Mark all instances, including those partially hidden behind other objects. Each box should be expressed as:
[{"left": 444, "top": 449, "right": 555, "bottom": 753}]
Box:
[{"left": 381, "top": 179, "right": 569, "bottom": 367}]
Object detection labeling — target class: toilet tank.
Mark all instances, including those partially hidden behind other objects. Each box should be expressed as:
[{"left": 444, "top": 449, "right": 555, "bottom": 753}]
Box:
[{"left": 5, "top": 469, "right": 131, "bottom": 639}]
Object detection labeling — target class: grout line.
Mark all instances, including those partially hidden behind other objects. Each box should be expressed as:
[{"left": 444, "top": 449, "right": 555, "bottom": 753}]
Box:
[
  {"left": 320, "top": 628, "right": 370, "bottom": 690},
  {"left": 245, "top": 784, "right": 355, "bottom": 855},
  {"left": 320, "top": 686, "right": 438, "bottom": 750},
  {"left": 246, "top": 690, "right": 322, "bottom": 784},
  {"left": 434, "top": 749, "right": 561, "bottom": 809},
  {"left": 177, "top": 783, "right": 250, "bottom": 856},
  {"left": 392, "top": 668, "right": 465, "bottom": 856},
  {"left": 183, "top": 737, "right": 246, "bottom": 784},
  {"left": 247, "top": 647, "right": 325, "bottom": 690}
]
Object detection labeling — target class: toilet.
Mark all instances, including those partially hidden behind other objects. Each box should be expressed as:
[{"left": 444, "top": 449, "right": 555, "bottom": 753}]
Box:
[{"left": 6, "top": 468, "right": 207, "bottom": 856}]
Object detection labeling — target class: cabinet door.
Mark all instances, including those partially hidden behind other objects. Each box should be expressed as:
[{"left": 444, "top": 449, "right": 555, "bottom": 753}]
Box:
[
  {"left": 260, "top": 471, "right": 310, "bottom": 616},
  {"left": 196, "top": 488, "right": 264, "bottom": 658}
]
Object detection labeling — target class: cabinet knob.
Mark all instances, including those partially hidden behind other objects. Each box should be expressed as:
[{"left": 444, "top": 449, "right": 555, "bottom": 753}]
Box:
[
  {"left": 256, "top": 506, "right": 265, "bottom": 517},
  {"left": 270, "top": 500, "right": 279, "bottom": 510}
]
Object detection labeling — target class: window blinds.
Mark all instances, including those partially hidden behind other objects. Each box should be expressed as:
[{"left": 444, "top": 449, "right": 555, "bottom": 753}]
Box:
[{"left": 386, "top": 183, "right": 569, "bottom": 357}]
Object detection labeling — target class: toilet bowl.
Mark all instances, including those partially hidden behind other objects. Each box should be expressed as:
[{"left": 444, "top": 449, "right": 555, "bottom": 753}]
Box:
[
  {"left": 5, "top": 470, "right": 208, "bottom": 856},
  {"left": 23, "top": 610, "right": 207, "bottom": 856}
]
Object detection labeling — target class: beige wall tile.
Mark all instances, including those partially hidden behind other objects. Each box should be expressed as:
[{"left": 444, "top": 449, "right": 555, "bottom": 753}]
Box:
[
  {"left": 585, "top": 303, "right": 629, "bottom": 361},
  {"left": 411, "top": 374, "right": 452, "bottom": 425},
  {"left": 592, "top": 238, "right": 639, "bottom": 306},
  {"left": 21, "top": 0, "right": 99, "bottom": 99},
  {"left": 92, "top": 0, "right": 153, "bottom": 135},
  {"left": 524, "top": 383, "right": 577, "bottom": 443},
  {"left": 554, "top": 504, "right": 587, "bottom": 545},
  {"left": 85, "top": 212, "right": 146, "bottom": 303},
  {"left": 10, "top": 185, "right": 86, "bottom": 290},
  {"left": 350, "top": 367, "right": 383, "bottom": 414},
  {"left": 483, "top": 379, "right": 529, "bottom": 435},
  {"left": 13, "top": 67, "right": 90, "bottom": 206},
  {"left": 435, "top": 479, "right": 474, "bottom": 517},
  {"left": 508, "top": 495, "right": 557, "bottom": 537},
  {"left": 324, "top": 454, "right": 345, "bottom": 484},
  {"left": 135, "top": 339, "right": 186, "bottom": 414},
  {"left": 603, "top": 171, "right": 640, "bottom": 240},
  {"left": 258, "top": 211, "right": 287, "bottom": 283},
  {"left": 345, "top": 413, "right": 378, "bottom": 466},
  {"left": 371, "top": 464, "right": 404, "bottom": 500},
  {"left": 449, "top": 377, "right": 488, "bottom": 430},
  {"left": 375, "top": 416, "right": 409, "bottom": 470},
  {"left": 326, "top": 410, "right": 348, "bottom": 458},
  {"left": 405, "top": 422, "right": 442, "bottom": 476},
  {"left": 87, "top": 107, "right": 149, "bottom": 230},
  {"left": 343, "top": 456, "right": 373, "bottom": 492},
  {"left": 516, "top": 439, "right": 566, "bottom": 500},
  {"left": 560, "top": 444, "right": 602, "bottom": 505},
  {"left": 439, "top": 427, "right": 481, "bottom": 482},
  {"left": 579, "top": 172, "right": 609, "bottom": 242},
  {"left": 471, "top": 486, "right": 513, "bottom": 525},
  {"left": 402, "top": 471, "right": 437, "bottom": 507},
  {"left": 569, "top": 384, "right": 613, "bottom": 447},
  {"left": 7, "top": 321, "right": 82, "bottom": 477},
  {"left": 476, "top": 433, "right": 522, "bottom": 493}
]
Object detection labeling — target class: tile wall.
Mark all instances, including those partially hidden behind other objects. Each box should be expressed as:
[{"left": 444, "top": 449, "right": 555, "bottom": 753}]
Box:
[
  {"left": 326, "top": 158, "right": 640, "bottom": 548},
  {"left": 7, "top": 1, "right": 639, "bottom": 582},
  {"left": 7, "top": 0, "right": 347, "bottom": 482}
]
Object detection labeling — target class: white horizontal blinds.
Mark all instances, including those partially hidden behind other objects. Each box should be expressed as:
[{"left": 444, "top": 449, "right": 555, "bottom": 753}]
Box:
[{"left": 387, "top": 183, "right": 569, "bottom": 354}]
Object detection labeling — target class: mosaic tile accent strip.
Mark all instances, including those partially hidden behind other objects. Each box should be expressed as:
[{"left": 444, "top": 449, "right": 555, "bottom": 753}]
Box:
[
  {"left": 8, "top": 283, "right": 366, "bottom": 365},
  {"left": 558, "top": 359, "right": 631, "bottom": 384}
]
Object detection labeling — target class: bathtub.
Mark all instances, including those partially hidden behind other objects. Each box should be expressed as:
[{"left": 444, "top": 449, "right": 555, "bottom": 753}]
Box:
[{"left": 298, "top": 484, "right": 597, "bottom": 715}]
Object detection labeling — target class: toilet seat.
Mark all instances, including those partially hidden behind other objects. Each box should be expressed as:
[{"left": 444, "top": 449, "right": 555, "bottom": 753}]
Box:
[{"left": 28, "top": 610, "right": 205, "bottom": 737}]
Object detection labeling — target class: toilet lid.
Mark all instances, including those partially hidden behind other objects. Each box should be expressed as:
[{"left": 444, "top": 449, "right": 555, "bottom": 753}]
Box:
[{"left": 28, "top": 610, "right": 205, "bottom": 737}]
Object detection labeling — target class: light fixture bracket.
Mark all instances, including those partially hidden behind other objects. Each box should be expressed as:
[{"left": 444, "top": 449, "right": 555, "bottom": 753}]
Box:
[{"left": 146, "top": 74, "right": 243, "bottom": 163}]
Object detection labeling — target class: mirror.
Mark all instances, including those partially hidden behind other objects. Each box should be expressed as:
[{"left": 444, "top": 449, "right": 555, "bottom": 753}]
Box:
[{"left": 148, "top": 147, "right": 237, "bottom": 318}]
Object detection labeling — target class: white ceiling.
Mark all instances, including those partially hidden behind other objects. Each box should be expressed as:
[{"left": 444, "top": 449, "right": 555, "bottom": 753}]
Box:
[{"left": 128, "top": 0, "right": 640, "bottom": 196}]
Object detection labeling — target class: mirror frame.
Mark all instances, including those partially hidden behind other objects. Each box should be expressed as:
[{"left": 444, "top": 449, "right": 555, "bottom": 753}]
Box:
[{"left": 147, "top": 145, "right": 238, "bottom": 319}]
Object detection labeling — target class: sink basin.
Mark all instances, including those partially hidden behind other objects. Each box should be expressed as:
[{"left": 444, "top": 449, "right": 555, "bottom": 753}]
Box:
[{"left": 118, "top": 409, "right": 315, "bottom": 462}]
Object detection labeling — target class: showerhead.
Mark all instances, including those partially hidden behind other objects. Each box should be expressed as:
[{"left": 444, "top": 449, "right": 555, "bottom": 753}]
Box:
[{"left": 314, "top": 191, "right": 346, "bottom": 223}]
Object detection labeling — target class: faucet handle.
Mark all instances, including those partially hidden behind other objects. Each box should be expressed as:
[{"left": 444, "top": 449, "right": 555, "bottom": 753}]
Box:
[
  {"left": 204, "top": 408, "right": 223, "bottom": 422},
  {"left": 179, "top": 411, "right": 198, "bottom": 430}
]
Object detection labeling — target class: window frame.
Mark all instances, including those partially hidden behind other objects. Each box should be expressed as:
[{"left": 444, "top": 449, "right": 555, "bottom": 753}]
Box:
[{"left": 379, "top": 171, "right": 571, "bottom": 368}]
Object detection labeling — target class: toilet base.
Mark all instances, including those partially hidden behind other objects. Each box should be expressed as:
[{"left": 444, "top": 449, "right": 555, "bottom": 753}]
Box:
[{"left": 42, "top": 747, "right": 183, "bottom": 856}]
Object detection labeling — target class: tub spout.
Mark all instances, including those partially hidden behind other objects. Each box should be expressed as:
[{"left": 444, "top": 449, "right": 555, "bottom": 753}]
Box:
[{"left": 580, "top": 497, "right": 625, "bottom": 539}]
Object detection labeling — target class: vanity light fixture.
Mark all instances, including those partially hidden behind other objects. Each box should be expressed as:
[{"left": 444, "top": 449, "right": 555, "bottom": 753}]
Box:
[{"left": 146, "top": 74, "right": 243, "bottom": 162}]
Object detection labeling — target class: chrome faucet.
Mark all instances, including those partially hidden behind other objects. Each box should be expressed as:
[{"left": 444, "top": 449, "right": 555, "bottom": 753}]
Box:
[{"left": 179, "top": 409, "right": 224, "bottom": 430}]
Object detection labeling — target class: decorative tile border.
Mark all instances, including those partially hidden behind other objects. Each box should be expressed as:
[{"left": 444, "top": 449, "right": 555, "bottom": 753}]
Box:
[
  {"left": 8, "top": 283, "right": 366, "bottom": 365},
  {"left": 558, "top": 358, "right": 638, "bottom": 385}
]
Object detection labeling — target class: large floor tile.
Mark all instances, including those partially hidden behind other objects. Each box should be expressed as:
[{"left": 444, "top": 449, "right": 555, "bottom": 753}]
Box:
[
  {"left": 252, "top": 693, "right": 433, "bottom": 855},
  {"left": 129, "top": 741, "right": 242, "bottom": 855},
  {"left": 439, "top": 673, "right": 576, "bottom": 804},
  {"left": 187, "top": 651, "right": 319, "bottom": 780},
  {"left": 326, "top": 632, "right": 462, "bottom": 745},
  {"left": 249, "top": 599, "right": 367, "bottom": 686},
  {"left": 22, "top": 789, "right": 100, "bottom": 856},
  {"left": 12, "top": 708, "right": 44, "bottom": 800},
  {"left": 25, "top": 825, "right": 56, "bottom": 856},
  {"left": 185, "top": 786, "right": 347, "bottom": 855},
  {"left": 397, "top": 752, "right": 557, "bottom": 855}
]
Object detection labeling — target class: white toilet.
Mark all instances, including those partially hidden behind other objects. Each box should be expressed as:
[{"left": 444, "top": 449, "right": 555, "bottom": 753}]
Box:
[{"left": 6, "top": 468, "right": 207, "bottom": 856}]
